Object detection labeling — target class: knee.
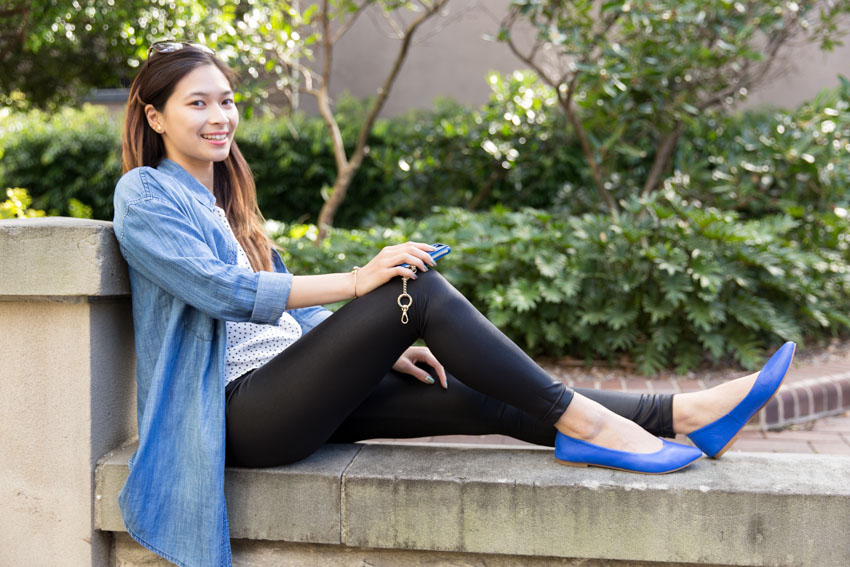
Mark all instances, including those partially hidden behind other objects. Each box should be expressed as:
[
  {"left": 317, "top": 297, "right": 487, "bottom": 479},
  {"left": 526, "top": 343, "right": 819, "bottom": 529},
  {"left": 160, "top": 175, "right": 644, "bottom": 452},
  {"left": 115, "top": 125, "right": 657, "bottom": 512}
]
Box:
[{"left": 412, "top": 269, "right": 466, "bottom": 311}]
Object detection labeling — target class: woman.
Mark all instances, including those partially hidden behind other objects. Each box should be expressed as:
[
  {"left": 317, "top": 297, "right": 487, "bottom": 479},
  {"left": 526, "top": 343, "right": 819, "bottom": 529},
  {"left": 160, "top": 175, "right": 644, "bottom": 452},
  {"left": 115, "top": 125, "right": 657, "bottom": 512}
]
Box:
[{"left": 112, "top": 42, "right": 795, "bottom": 567}]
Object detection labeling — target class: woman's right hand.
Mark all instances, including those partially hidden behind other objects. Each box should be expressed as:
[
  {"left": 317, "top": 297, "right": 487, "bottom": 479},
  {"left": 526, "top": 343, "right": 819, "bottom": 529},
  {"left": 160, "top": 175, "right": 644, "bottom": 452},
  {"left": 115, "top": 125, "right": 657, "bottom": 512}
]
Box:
[{"left": 356, "top": 241, "right": 436, "bottom": 296}]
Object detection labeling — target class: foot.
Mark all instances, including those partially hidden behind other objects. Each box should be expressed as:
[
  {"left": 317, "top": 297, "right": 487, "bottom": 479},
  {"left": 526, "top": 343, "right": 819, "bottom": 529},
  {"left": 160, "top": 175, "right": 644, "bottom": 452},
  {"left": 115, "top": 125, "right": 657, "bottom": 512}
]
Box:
[
  {"left": 556, "top": 393, "right": 664, "bottom": 454},
  {"left": 673, "top": 372, "right": 759, "bottom": 435}
]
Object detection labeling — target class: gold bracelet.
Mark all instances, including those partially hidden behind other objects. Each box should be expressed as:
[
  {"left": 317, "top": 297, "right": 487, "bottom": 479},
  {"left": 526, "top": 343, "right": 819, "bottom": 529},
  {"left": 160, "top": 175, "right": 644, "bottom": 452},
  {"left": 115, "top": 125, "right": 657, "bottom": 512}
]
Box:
[{"left": 351, "top": 266, "right": 360, "bottom": 298}]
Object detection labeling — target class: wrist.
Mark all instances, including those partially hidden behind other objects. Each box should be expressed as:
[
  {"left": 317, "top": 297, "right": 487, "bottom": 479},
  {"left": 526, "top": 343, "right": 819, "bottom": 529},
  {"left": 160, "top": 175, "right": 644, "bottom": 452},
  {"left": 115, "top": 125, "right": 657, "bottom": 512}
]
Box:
[{"left": 351, "top": 266, "right": 360, "bottom": 298}]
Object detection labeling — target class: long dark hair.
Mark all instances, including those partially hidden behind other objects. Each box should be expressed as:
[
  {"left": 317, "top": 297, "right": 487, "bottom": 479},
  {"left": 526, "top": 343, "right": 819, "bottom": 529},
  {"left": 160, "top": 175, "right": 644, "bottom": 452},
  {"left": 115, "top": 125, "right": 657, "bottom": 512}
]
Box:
[{"left": 122, "top": 48, "right": 275, "bottom": 272}]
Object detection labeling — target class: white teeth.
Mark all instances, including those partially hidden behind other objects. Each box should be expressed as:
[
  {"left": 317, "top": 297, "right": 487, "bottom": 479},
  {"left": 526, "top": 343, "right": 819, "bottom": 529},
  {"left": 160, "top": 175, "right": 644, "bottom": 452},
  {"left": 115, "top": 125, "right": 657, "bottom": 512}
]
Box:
[{"left": 202, "top": 134, "right": 227, "bottom": 141}]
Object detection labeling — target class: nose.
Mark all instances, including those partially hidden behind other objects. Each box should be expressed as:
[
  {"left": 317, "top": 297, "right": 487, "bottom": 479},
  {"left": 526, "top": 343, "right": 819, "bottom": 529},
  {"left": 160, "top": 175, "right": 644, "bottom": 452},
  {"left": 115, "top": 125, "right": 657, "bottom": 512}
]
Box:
[{"left": 208, "top": 103, "right": 229, "bottom": 125}]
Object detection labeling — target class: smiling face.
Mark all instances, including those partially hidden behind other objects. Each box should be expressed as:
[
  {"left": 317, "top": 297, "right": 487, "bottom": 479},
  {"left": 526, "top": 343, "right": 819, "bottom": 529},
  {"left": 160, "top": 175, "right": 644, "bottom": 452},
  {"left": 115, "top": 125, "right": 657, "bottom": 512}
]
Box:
[{"left": 144, "top": 63, "right": 239, "bottom": 186}]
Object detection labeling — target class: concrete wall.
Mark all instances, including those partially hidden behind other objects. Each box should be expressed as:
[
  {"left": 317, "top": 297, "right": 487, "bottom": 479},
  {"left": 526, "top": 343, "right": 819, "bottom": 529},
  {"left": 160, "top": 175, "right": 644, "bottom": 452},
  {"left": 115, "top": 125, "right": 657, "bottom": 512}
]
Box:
[
  {"left": 0, "top": 218, "right": 137, "bottom": 567},
  {"left": 5, "top": 218, "right": 850, "bottom": 567},
  {"left": 97, "top": 442, "right": 850, "bottom": 567}
]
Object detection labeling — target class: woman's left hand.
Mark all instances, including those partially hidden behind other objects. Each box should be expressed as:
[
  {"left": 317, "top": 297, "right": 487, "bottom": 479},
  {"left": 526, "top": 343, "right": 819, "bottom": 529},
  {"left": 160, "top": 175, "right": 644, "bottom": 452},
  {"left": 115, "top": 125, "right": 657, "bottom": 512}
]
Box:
[{"left": 392, "top": 346, "right": 448, "bottom": 389}]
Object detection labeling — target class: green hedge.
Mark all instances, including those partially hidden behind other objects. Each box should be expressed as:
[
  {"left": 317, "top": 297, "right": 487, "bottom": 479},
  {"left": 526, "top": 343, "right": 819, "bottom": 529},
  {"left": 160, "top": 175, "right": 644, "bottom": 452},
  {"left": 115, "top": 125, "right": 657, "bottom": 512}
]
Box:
[
  {"left": 676, "top": 77, "right": 850, "bottom": 218},
  {"left": 270, "top": 195, "right": 850, "bottom": 374},
  {"left": 2, "top": 83, "right": 848, "bottom": 372},
  {"left": 0, "top": 79, "right": 579, "bottom": 224},
  {"left": 0, "top": 105, "right": 122, "bottom": 218},
  {"left": 1, "top": 77, "right": 847, "bottom": 226}
]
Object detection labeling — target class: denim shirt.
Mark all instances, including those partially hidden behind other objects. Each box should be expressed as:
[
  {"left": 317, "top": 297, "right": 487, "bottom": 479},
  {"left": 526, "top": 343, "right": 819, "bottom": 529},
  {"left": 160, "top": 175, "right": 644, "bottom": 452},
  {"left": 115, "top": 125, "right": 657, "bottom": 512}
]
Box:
[{"left": 112, "top": 158, "right": 331, "bottom": 567}]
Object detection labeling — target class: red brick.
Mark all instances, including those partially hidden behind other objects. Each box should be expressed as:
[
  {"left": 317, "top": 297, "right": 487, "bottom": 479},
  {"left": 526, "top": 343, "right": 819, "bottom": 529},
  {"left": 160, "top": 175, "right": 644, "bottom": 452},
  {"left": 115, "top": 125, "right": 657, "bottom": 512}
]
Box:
[
  {"left": 572, "top": 379, "right": 597, "bottom": 391},
  {"left": 648, "top": 382, "right": 678, "bottom": 394},
  {"left": 795, "top": 387, "right": 813, "bottom": 417},
  {"left": 788, "top": 366, "right": 830, "bottom": 381},
  {"left": 811, "top": 415, "right": 850, "bottom": 432},
  {"left": 838, "top": 379, "right": 850, "bottom": 406},
  {"left": 677, "top": 379, "right": 704, "bottom": 393},
  {"left": 599, "top": 379, "right": 623, "bottom": 391},
  {"left": 818, "top": 363, "right": 850, "bottom": 378},
  {"left": 809, "top": 440, "right": 850, "bottom": 455},
  {"left": 726, "top": 438, "right": 813, "bottom": 454},
  {"left": 737, "top": 429, "right": 767, "bottom": 440},
  {"left": 763, "top": 429, "right": 841, "bottom": 441},
  {"left": 781, "top": 390, "right": 796, "bottom": 421},
  {"left": 624, "top": 379, "right": 650, "bottom": 392},
  {"left": 825, "top": 380, "right": 842, "bottom": 412},
  {"left": 811, "top": 383, "right": 828, "bottom": 414},
  {"left": 763, "top": 397, "right": 780, "bottom": 426}
]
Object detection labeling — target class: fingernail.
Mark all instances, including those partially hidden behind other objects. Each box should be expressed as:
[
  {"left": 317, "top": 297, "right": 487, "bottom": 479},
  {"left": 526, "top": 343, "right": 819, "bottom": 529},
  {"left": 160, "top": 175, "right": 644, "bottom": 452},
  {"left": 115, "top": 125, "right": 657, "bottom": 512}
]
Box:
[{"left": 425, "top": 376, "right": 435, "bottom": 384}]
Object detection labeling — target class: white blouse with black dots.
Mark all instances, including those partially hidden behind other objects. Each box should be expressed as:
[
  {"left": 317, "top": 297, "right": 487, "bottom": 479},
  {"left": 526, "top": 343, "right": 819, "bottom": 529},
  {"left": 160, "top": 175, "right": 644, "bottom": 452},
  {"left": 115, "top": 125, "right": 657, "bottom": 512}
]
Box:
[{"left": 212, "top": 206, "right": 302, "bottom": 385}]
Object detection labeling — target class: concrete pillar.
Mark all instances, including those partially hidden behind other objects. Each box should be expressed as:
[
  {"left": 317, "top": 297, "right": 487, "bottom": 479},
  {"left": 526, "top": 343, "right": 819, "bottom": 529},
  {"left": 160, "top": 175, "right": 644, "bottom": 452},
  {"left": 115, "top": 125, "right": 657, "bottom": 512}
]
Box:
[{"left": 0, "top": 218, "right": 137, "bottom": 567}]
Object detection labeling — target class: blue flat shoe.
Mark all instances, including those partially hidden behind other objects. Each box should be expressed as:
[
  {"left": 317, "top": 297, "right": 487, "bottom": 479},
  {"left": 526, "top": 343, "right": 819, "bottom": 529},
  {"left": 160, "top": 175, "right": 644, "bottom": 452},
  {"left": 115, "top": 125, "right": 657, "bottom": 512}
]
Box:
[
  {"left": 554, "top": 432, "right": 702, "bottom": 474},
  {"left": 687, "top": 341, "right": 796, "bottom": 459}
]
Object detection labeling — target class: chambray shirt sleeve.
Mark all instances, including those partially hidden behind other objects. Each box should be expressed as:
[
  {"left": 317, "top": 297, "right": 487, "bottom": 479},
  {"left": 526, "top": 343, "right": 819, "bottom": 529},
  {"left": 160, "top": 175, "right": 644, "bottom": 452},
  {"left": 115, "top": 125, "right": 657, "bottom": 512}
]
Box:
[{"left": 116, "top": 192, "right": 291, "bottom": 325}]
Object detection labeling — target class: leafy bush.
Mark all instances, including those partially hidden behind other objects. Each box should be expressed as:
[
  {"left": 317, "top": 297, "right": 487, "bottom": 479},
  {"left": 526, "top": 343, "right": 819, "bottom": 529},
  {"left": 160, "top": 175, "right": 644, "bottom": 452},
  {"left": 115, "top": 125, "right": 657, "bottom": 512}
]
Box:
[
  {"left": 501, "top": 0, "right": 850, "bottom": 211},
  {"left": 2, "top": 80, "right": 847, "bottom": 229},
  {"left": 237, "top": 96, "right": 397, "bottom": 227},
  {"left": 271, "top": 195, "right": 850, "bottom": 374},
  {"left": 0, "top": 105, "right": 122, "bottom": 219},
  {"left": 372, "top": 72, "right": 586, "bottom": 219},
  {"left": 1, "top": 187, "right": 46, "bottom": 219},
  {"left": 0, "top": 86, "right": 578, "bottom": 225},
  {"left": 677, "top": 77, "right": 850, "bottom": 218}
]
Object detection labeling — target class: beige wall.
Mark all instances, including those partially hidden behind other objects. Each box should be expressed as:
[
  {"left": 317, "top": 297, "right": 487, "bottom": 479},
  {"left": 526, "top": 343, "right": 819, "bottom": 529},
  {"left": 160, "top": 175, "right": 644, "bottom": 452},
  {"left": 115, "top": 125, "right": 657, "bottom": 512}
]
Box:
[
  {"left": 0, "top": 218, "right": 137, "bottom": 567},
  {"left": 307, "top": 0, "right": 850, "bottom": 116}
]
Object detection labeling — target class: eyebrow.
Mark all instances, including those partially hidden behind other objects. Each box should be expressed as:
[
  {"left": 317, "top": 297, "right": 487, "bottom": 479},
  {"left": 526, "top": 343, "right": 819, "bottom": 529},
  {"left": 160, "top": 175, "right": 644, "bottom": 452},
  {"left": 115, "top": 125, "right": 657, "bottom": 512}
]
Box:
[{"left": 183, "top": 90, "right": 234, "bottom": 99}]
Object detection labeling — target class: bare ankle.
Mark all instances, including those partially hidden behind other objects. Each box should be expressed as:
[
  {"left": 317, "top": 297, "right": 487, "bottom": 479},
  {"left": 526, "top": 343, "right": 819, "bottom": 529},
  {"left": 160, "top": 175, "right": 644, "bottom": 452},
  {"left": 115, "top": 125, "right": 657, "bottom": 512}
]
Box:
[
  {"left": 672, "top": 392, "right": 702, "bottom": 435},
  {"left": 555, "top": 394, "right": 604, "bottom": 440}
]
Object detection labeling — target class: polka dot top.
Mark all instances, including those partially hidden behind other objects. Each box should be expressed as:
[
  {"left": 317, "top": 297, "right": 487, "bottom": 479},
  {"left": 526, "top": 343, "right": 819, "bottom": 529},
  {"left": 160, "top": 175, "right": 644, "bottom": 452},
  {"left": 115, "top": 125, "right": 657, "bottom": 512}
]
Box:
[{"left": 212, "top": 206, "right": 302, "bottom": 385}]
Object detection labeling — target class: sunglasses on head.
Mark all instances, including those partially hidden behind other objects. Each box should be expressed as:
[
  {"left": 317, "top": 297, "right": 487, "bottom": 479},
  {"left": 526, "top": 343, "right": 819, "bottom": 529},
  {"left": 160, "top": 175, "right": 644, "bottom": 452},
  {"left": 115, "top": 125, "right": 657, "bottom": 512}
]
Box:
[{"left": 147, "top": 41, "right": 215, "bottom": 58}]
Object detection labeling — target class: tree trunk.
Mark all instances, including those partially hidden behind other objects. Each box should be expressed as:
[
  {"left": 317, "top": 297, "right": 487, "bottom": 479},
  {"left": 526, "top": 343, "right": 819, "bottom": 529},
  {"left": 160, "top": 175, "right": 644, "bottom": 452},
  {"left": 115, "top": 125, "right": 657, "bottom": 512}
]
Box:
[
  {"left": 317, "top": 165, "right": 356, "bottom": 242},
  {"left": 641, "top": 124, "right": 682, "bottom": 196},
  {"left": 559, "top": 98, "right": 618, "bottom": 217},
  {"left": 467, "top": 168, "right": 506, "bottom": 211}
]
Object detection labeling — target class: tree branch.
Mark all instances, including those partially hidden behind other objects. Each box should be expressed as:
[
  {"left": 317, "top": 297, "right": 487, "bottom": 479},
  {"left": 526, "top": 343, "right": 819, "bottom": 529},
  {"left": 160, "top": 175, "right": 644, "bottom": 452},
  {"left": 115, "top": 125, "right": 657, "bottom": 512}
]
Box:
[
  {"left": 316, "top": 0, "right": 350, "bottom": 175},
  {"left": 0, "top": 6, "right": 30, "bottom": 18},
  {"left": 332, "top": 0, "right": 370, "bottom": 43},
  {"left": 316, "top": 0, "right": 452, "bottom": 239},
  {"left": 351, "top": 0, "right": 450, "bottom": 169},
  {"left": 501, "top": 7, "right": 618, "bottom": 216},
  {"left": 696, "top": 23, "right": 794, "bottom": 111},
  {"left": 640, "top": 122, "right": 682, "bottom": 195},
  {"left": 321, "top": 0, "right": 333, "bottom": 90},
  {"left": 468, "top": 167, "right": 507, "bottom": 210},
  {"left": 380, "top": 8, "right": 405, "bottom": 39}
]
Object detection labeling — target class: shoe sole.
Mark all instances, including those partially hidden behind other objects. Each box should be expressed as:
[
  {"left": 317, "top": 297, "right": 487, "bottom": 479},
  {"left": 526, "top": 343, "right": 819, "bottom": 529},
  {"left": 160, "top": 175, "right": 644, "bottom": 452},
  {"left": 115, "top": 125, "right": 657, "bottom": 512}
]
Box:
[
  {"left": 708, "top": 343, "right": 796, "bottom": 460},
  {"left": 554, "top": 456, "right": 701, "bottom": 475}
]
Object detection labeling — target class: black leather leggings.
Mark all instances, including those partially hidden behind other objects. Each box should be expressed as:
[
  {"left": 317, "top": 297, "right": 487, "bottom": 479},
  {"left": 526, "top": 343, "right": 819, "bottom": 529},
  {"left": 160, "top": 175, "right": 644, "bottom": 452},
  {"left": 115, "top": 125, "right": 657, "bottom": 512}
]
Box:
[{"left": 225, "top": 269, "right": 675, "bottom": 467}]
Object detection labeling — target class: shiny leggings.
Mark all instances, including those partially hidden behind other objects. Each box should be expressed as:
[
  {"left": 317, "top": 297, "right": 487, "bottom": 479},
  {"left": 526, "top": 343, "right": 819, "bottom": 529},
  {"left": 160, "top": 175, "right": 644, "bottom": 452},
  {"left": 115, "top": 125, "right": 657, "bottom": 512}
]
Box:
[{"left": 225, "top": 270, "right": 675, "bottom": 468}]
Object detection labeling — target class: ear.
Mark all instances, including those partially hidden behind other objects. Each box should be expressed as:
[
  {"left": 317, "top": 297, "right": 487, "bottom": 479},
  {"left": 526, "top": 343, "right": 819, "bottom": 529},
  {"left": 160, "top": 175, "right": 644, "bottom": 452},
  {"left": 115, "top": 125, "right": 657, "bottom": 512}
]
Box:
[{"left": 144, "top": 104, "right": 164, "bottom": 134}]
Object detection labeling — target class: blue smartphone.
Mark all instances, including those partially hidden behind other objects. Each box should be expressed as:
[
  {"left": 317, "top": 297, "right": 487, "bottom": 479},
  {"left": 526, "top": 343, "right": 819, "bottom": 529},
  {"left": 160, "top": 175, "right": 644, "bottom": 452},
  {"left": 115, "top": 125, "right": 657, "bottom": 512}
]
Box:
[
  {"left": 428, "top": 243, "right": 451, "bottom": 262},
  {"left": 401, "top": 243, "right": 451, "bottom": 268}
]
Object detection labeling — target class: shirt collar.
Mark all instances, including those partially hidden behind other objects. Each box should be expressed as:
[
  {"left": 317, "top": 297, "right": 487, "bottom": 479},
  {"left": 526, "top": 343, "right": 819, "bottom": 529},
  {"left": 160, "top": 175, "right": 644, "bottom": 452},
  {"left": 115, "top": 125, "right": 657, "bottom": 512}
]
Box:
[{"left": 156, "top": 158, "right": 217, "bottom": 210}]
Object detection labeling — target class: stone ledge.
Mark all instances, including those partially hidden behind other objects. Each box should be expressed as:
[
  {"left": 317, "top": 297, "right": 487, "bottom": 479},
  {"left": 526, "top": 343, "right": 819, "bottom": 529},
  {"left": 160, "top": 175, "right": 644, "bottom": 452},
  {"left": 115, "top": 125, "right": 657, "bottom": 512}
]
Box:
[
  {"left": 0, "top": 217, "right": 129, "bottom": 298},
  {"left": 96, "top": 441, "right": 850, "bottom": 567}
]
